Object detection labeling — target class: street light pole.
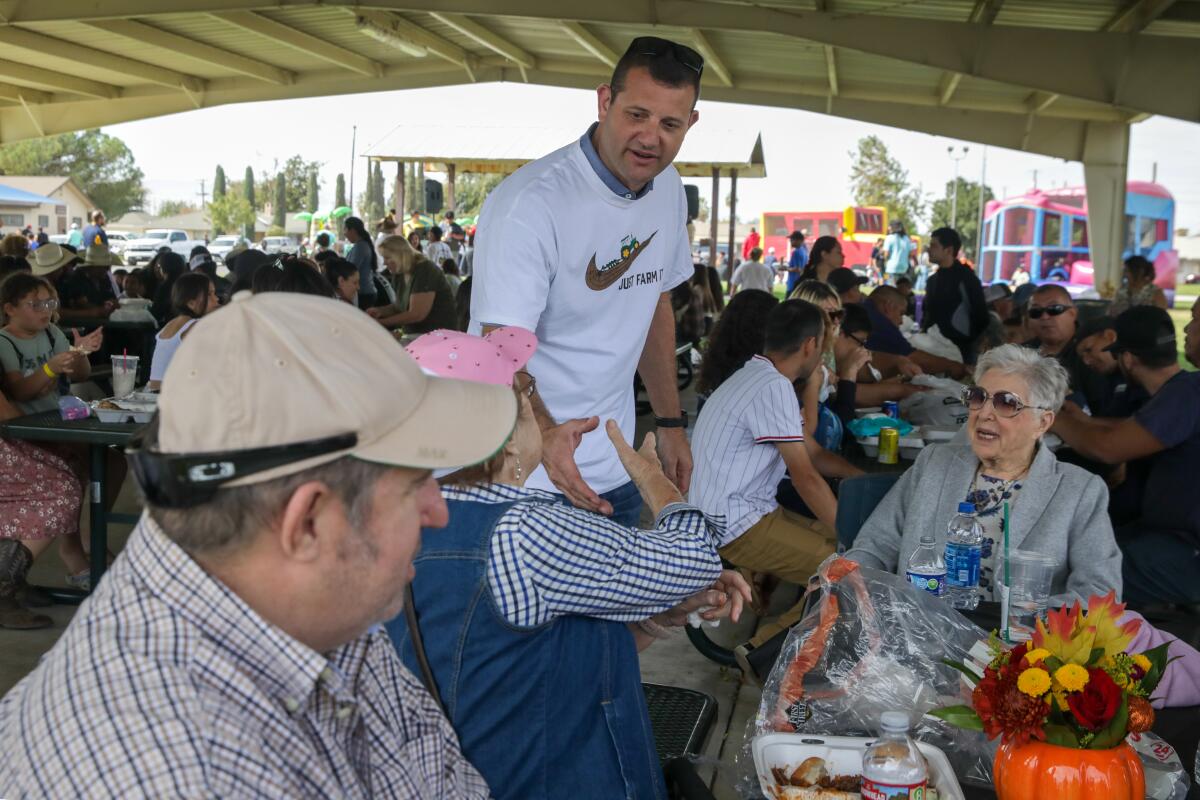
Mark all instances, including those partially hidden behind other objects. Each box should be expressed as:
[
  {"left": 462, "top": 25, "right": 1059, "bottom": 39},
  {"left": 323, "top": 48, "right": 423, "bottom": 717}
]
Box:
[{"left": 947, "top": 145, "right": 969, "bottom": 229}]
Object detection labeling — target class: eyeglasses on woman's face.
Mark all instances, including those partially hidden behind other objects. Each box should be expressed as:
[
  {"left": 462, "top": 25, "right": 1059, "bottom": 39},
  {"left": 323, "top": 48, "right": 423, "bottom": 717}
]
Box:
[
  {"left": 19, "top": 297, "right": 59, "bottom": 312},
  {"left": 961, "top": 385, "right": 1051, "bottom": 418}
]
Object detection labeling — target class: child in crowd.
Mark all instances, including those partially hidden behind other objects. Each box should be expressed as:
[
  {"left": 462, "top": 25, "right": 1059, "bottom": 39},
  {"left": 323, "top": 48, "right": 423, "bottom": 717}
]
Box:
[
  {"left": 319, "top": 256, "right": 360, "bottom": 304},
  {"left": 147, "top": 273, "right": 219, "bottom": 391}
]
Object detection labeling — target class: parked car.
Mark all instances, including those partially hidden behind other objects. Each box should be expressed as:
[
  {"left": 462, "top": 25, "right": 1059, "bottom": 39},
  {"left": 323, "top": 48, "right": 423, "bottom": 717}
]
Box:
[
  {"left": 122, "top": 229, "right": 206, "bottom": 266},
  {"left": 209, "top": 235, "right": 249, "bottom": 264},
  {"left": 107, "top": 231, "right": 132, "bottom": 254},
  {"left": 49, "top": 234, "right": 69, "bottom": 245},
  {"left": 259, "top": 236, "right": 299, "bottom": 255}
]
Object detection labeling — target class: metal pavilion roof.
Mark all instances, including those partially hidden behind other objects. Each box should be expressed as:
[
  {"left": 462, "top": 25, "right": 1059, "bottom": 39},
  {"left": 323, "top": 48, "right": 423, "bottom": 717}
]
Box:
[
  {"left": 0, "top": 0, "right": 1196, "bottom": 164},
  {"left": 362, "top": 124, "right": 766, "bottom": 177}
]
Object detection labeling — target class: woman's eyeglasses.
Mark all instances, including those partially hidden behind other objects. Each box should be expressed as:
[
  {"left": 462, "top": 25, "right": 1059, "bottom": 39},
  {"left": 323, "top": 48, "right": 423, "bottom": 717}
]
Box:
[
  {"left": 515, "top": 370, "right": 536, "bottom": 398},
  {"left": 22, "top": 298, "right": 59, "bottom": 312},
  {"left": 1027, "top": 303, "right": 1071, "bottom": 320},
  {"left": 961, "top": 386, "right": 1051, "bottom": 418},
  {"left": 626, "top": 36, "right": 705, "bottom": 77},
  {"left": 847, "top": 332, "right": 868, "bottom": 349},
  {"left": 826, "top": 308, "right": 845, "bottom": 322}
]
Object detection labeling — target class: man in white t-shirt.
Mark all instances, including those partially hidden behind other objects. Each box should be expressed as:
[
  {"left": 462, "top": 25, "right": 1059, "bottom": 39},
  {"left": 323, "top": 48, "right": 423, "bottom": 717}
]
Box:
[
  {"left": 471, "top": 37, "right": 705, "bottom": 526},
  {"left": 424, "top": 226, "right": 454, "bottom": 267},
  {"left": 729, "top": 247, "right": 774, "bottom": 295},
  {"left": 689, "top": 299, "right": 839, "bottom": 677}
]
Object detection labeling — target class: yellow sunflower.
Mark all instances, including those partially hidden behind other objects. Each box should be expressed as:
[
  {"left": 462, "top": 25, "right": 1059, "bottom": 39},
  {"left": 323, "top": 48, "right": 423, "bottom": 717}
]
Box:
[
  {"left": 1054, "top": 663, "right": 1090, "bottom": 692},
  {"left": 1017, "top": 667, "right": 1052, "bottom": 698}
]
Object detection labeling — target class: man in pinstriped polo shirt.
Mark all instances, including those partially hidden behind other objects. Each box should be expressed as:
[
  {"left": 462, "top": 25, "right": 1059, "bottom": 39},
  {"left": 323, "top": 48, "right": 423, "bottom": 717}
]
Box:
[{"left": 688, "top": 299, "right": 840, "bottom": 679}]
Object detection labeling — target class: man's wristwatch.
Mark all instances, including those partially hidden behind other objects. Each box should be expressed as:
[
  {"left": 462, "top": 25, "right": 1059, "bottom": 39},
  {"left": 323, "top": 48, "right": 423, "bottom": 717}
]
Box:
[{"left": 654, "top": 412, "right": 688, "bottom": 429}]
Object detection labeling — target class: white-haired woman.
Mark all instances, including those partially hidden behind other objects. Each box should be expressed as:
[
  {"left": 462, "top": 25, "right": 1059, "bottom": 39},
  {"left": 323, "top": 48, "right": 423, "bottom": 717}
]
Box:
[{"left": 847, "top": 344, "right": 1122, "bottom": 603}]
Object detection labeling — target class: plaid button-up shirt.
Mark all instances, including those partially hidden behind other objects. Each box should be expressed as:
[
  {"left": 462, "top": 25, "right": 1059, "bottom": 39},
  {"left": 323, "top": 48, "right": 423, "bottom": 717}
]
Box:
[{"left": 0, "top": 516, "right": 489, "bottom": 799}]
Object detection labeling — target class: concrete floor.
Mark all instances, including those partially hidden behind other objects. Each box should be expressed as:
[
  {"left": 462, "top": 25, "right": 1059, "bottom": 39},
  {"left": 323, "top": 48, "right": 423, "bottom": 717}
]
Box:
[{"left": 0, "top": 379, "right": 781, "bottom": 798}]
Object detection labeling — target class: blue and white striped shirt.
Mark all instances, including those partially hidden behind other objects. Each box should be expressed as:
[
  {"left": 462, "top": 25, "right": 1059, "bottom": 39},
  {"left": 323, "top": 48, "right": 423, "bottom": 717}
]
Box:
[
  {"left": 443, "top": 484, "right": 724, "bottom": 628},
  {"left": 0, "top": 516, "right": 489, "bottom": 799}
]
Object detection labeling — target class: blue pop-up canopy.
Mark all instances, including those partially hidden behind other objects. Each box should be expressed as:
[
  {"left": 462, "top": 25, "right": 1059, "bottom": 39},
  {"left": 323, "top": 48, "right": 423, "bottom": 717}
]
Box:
[{"left": 0, "top": 182, "right": 59, "bottom": 207}]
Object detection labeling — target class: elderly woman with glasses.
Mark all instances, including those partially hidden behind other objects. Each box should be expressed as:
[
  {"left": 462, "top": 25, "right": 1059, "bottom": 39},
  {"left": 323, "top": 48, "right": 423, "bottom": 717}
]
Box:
[{"left": 846, "top": 344, "right": 1121, "bottom": 604}]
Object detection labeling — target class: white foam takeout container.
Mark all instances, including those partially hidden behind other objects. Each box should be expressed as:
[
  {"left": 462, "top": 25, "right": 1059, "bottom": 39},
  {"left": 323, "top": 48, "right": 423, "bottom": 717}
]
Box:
[
  {"left": 90, "top": 394, "right": 156, "bottom": 424},
  {"left": 754, "top": 732, "right": 964, "bottom": 800},
  {"left": 857, "top": 430, "right": 925, "bottom": 461}
]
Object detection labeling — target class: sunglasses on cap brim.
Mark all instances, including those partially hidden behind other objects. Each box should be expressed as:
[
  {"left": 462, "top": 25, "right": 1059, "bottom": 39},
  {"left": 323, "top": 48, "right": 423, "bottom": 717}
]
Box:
[
  {"left": 126, "top": 415, "right": 358, "bottom": 509},
  {"left": 624, "top": 36, "right": 705, "bottom": 77}
]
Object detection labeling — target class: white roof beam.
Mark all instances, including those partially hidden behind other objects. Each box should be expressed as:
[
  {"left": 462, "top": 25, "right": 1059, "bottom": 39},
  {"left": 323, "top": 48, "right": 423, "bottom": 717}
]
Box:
[
  {"left": 0, "top": 59, "right": 120, "bottom": 99},
  {"left": 559, "top": 21, "right": 619, "bottom": 69},
  {"left": 1027, "top": 91, "right": 1060, "bottom": 113},
  {"left": 1102, "top": 0, "right": 1178, "bottom": 33},
  {"left": 689, "top": 29, "right": 732, "bottom": 88},
  {"left": 823, "top": 45, "right": 838, "bottom": 96},
  {"left": 429, "top": 12, "right": 534, "bottom": 72},
  {"left": 92, "top": 19, "right": 294, "bottom": 85},
  {"left": 0, "top": 26, "right": 205, "bottom": 91},
  {"left": 353, "top": 9, "right": 477, "bottom": 78},
  {"left": 214, "top": 11, "right": 384, "bottom": 77}
]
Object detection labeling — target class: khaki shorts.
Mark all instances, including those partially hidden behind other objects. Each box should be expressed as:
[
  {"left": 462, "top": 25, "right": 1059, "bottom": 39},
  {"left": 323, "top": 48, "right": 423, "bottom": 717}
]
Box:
[{"left": 719, "top": 507, "right": 837, "bottom": 648}]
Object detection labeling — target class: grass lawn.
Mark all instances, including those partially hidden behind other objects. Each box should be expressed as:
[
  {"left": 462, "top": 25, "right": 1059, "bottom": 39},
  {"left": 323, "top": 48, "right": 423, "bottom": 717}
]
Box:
[
  {"left": 1169, "top": 306, "right": 1195, "bottom": 370},
  {"left": 1177, "top": 284, "right": 1199, "bottom": 297}
]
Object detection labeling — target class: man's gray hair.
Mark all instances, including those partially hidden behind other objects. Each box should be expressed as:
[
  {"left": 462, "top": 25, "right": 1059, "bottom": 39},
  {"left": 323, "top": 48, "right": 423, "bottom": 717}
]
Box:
[
  {"left": 148, "top": 457, "right": 393, "bottom": 556},
  {"left": 973, "top": 343, "right": 1070, "bottom": 412}
]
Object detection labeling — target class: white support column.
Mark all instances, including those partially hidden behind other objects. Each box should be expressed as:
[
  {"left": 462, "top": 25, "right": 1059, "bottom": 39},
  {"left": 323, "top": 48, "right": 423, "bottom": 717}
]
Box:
[{"left": 1082, "top": 122, "right": 1130, "bottom": 298}]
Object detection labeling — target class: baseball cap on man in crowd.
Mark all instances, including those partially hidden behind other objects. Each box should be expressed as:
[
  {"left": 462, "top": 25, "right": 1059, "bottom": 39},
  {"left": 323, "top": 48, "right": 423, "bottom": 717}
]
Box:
[
  {"left": 827, "top": 267, "right": 869, "bottom": 296},
  {"left": 127, "top": 292, "right": 517, "bottom": 508},
  {"left": 1103, "top": 305, "right": 1177, "bottom": 358}
]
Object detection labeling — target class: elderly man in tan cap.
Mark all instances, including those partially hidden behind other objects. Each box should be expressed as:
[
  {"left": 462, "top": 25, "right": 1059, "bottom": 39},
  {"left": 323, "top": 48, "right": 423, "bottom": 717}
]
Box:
[{"left": 0, "top": 292, "right": 514, "bottom": 798}]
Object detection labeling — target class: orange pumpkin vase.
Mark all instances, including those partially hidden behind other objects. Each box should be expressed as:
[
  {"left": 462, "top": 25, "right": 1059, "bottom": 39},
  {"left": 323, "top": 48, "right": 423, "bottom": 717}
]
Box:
[{"left": 993, "top": 739, "right": 1145, "bottom": 800}]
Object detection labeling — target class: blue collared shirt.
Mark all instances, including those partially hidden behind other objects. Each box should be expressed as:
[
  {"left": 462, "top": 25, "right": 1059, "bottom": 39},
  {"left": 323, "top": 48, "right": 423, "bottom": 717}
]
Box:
[
  {"left": 443, "top": 483, "right": 723, "bottom": 627},
  {"left": 578, "top": 123, "right": 654, "bottom": 200}
]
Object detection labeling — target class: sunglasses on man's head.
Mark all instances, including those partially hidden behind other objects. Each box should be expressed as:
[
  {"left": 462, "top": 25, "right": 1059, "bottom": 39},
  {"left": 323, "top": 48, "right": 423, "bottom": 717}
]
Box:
[
  {"left": 625, "top": 36, "right": 705, "bottom": 77},
  {"left": 1028, "top": 303, "right": 1072, "bottom": 319},
  {"left": 960, "top": 386, "right": 1051, "bottom": 418}
]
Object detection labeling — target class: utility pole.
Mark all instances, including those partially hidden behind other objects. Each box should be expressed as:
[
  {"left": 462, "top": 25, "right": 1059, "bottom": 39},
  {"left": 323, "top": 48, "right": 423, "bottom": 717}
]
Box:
[
  {"left": 348, "top": 125, "right": 357, "bottom": 214},
  {"left": 947, "top": 145, "right": 969, "bottom": 229},
  {"left": 976, "top": 147, "right": 988, "bottom": 264},
  {"left": 1152, "top": 161, "right": 1158, "bottom": 183},
  {"left": 196, "top": 178, "right": 208, "bottom": 209}
]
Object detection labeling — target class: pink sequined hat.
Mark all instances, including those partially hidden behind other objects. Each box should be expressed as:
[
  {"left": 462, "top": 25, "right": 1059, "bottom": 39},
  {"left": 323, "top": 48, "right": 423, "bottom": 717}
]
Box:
[{"left": 404, "top": 327, "right": 537, "bottom": 386}]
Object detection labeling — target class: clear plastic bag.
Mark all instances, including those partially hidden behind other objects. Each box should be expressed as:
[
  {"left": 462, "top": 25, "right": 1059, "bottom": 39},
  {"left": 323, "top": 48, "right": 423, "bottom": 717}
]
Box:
[
  {"left": 1129, "top": 731, "right": 1192, "bottom": 800},
  {"left": 741, "top": 555, "right": 997, "bottom": 791}
]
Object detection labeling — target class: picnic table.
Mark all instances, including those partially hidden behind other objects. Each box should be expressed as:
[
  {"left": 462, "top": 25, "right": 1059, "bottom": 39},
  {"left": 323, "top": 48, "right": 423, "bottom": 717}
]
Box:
[{"left": 0, "top": 411, "right": 142, "bottom": 602}]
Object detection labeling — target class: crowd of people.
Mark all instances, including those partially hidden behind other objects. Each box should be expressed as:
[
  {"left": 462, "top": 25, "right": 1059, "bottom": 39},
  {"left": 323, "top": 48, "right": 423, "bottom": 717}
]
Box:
[{"left": 0, "top": 31, "right": 1197, "bottom": 800}]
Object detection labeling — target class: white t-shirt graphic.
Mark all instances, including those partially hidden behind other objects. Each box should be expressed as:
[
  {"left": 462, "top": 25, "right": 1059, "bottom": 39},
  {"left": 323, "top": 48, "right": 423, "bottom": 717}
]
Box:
[{"left": 470, "top": 138, "right": 693, "bottom": 494}]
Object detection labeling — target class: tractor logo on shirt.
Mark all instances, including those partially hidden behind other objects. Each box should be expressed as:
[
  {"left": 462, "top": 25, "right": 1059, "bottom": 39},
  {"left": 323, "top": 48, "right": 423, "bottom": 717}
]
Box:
[{"left": 585, "top": 230, "right": 658, "bottom": 291}]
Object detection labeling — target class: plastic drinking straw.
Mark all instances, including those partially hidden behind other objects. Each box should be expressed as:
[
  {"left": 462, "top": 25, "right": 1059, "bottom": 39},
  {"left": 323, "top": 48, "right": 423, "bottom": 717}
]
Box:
[{"left": 1002, "top": 500, "right": 1011, "bottom": 640}]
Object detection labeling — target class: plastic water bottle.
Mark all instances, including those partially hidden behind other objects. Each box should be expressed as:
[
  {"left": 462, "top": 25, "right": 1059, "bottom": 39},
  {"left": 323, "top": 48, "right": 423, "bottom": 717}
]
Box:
[
  {"left": 862, "top": 712, "right": 928, "bottom": 800},
  {"left": 905, "top": 534, "right": 945, "bottom": 598},
  {"left": 944, "top": 502, "right": 983, "bottom": 611}
]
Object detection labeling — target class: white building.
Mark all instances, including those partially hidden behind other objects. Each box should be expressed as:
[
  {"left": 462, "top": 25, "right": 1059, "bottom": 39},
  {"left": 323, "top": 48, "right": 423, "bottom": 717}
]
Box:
[{"left": 0, "top": 176, "right": 95, "bottom": 235}]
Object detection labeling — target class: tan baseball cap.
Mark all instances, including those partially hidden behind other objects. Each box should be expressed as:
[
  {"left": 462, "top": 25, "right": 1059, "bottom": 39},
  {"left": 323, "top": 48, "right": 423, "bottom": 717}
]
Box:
[{"left": 155, "top": 291, "right": 517, "bottom": 485}]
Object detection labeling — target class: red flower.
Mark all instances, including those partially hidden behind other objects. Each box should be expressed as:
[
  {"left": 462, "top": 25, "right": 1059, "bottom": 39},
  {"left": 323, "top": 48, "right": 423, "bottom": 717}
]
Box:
[
  {"left": 972, "top": 661, "right": 1049, "bottom": 746},
  {"left": 1067, "top": 668, "right": 1121, "bottom": 731}
]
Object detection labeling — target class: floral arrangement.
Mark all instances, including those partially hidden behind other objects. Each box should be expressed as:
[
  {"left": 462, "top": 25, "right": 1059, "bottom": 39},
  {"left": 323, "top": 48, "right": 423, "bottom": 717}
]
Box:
[{"left": 932, "top": 591, "right": 1175, "bottom": 749}]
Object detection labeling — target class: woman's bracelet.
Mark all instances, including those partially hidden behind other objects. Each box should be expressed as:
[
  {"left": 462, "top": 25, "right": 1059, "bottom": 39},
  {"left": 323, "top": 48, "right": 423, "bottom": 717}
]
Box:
[{"left": 42, "top": 363, "right": 57, "bottom": 378}]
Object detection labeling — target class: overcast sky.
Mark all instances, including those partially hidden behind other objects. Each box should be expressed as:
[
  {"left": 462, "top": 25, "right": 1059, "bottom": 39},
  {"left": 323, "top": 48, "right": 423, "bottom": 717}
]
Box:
[{"left": 106, "top": 81, "right": 1200, "bottom": 232}]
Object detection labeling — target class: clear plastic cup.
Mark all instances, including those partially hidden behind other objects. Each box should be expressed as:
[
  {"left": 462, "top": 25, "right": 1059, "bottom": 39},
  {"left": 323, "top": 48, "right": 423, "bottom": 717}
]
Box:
[
  {"left": 1002, "top": 550, "right": 1058, "bottom": 642},
  {"left": 111, "top": 355, "right": 139, "bottom": 399}
]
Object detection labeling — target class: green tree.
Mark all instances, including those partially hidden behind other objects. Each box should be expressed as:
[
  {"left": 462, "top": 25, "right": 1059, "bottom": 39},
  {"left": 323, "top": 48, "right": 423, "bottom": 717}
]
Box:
[
  {"left": 372, "top": 161, "right": 386, "bottom": 221},
  {"left": 157, "top": 199, "right": 196, "bottom": 216},
  {"left": 848, "top": 135, "right": 926, "bottom": 234},
  {"left": 335, "top": 173, "right": 346, "bottom": 209},
  {"left": 454, "top": 173, "right": 505, "bottom": 216},
  {"left": 306, "top": 170, "right": 319, "bottom": 213},
  {"left": 273, "top": 178, "right": 286, "bottom": 228},
  {"left": 0, "top": 129, "right": 146, "bottom": 218},
  {"left": 242, "top": 167, "right": 256, "bottom": 240},
  {"left": 929, "top": 177, "right": 995, "bottom": 259},
  {"left": 267, "top": 155, "right": 322, "bottom": 212},
  {"left": 208, "top": 192, "right": 255, "bottom": 237},
  {"left": 213, "top": 165, "right": 226, "bottom": 200}
]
